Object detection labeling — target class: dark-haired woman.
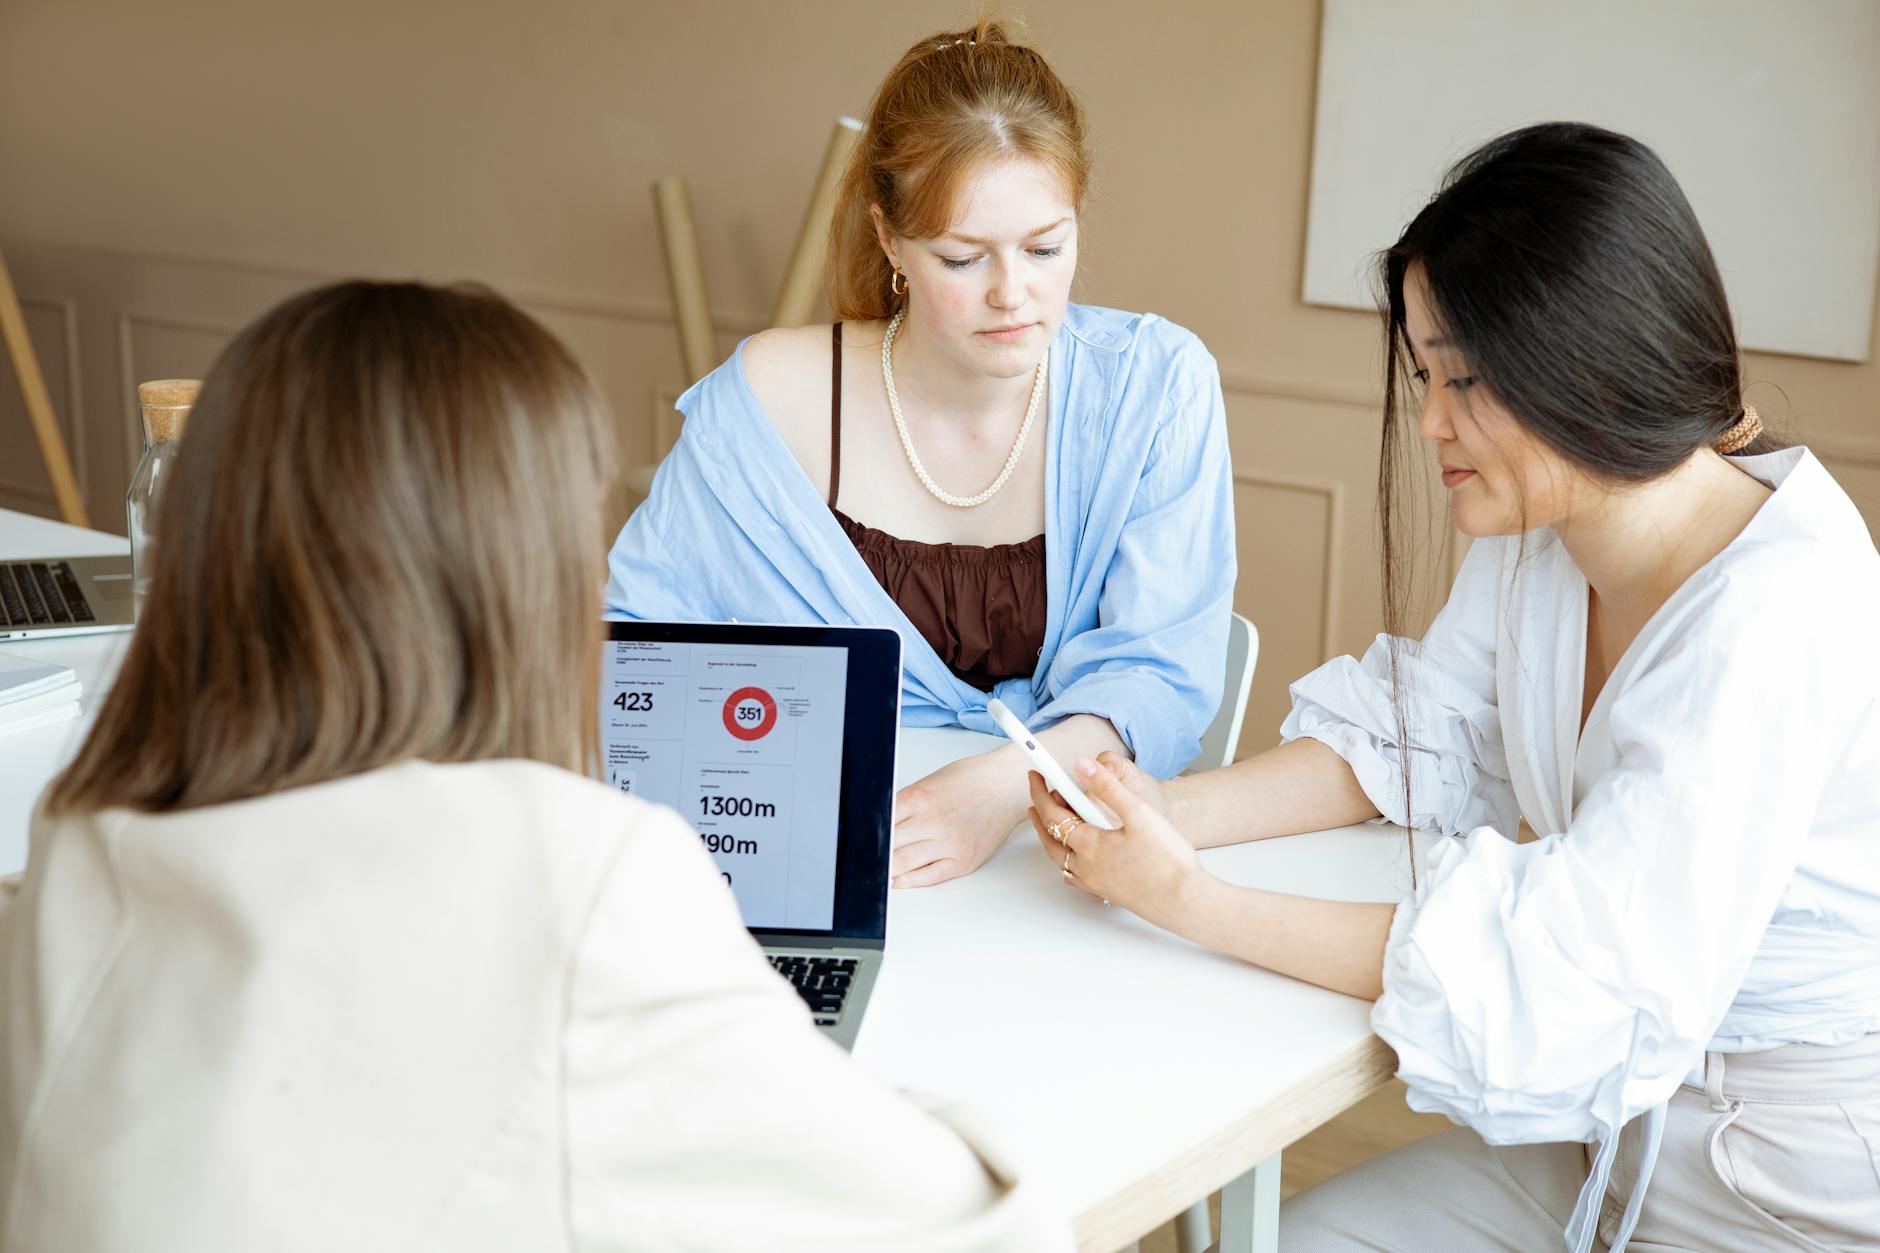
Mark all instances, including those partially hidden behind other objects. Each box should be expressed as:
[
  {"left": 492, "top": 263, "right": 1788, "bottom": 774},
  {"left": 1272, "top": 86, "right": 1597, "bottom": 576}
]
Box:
[{"left": 1026, "top": 123, "right": 1880, "bottom": 1251}]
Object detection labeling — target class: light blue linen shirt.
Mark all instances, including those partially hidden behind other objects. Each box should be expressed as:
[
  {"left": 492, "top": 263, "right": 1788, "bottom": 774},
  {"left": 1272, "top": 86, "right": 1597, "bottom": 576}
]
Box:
[{"left": 604, "top": 303, "right": 1235, "bottom": 778}]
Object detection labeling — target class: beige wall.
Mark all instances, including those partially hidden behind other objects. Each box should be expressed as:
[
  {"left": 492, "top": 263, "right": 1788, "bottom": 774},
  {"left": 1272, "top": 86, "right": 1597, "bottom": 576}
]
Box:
[{"left": 4, "top": 0, "right": 1876, "bottom": 751}]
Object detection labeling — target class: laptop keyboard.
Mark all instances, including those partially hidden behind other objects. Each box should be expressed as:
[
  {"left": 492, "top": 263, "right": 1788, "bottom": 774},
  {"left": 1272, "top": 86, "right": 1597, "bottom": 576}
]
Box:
[
  {"left": 0, "top": 562, "right": 96, "bottom": 628},
  {"left": 767, "top": 953, "right": 858, "bottom": 1027}
]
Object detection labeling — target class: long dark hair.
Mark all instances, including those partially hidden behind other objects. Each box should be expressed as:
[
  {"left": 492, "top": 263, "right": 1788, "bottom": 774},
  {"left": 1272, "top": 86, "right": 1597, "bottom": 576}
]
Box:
[{"left": 1375, "top": 122, "right": 1778, "bottom": 877}]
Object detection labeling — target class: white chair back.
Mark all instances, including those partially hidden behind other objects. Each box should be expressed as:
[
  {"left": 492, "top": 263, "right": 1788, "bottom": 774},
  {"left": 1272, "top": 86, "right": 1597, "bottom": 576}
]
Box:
[{"left": 1190, "top": 613, "right": 1259, "bottom": 774}]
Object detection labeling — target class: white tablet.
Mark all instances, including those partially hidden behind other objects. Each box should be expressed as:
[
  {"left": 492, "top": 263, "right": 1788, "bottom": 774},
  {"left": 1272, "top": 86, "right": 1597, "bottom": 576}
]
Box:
[{"left": 986, "top": 698, "right": 1118, "bottom": 830}]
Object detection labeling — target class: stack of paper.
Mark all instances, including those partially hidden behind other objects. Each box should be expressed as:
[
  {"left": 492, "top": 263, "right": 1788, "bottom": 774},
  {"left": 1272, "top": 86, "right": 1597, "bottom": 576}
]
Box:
[{"left": 0, "top": 653, "right": 82, "bottom": 737}]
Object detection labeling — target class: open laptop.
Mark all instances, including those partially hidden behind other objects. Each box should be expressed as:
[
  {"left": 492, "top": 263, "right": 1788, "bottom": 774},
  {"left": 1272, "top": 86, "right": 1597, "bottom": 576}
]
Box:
[
  {"left": 598, "top": 620, "right": 901, "bottom": 1050},
  {"left": 0, "top": 557, "right": 135, "bottom": 641}
]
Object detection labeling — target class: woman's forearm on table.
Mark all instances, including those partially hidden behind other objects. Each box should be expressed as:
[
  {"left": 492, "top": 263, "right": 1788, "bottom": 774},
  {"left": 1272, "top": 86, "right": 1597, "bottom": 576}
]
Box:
[
  {"left": 1034, "top": 713, "right": 1129, "bottom": 768},
  {"left": 1164, "top": 875, "right": 1394, "bottom": 1001},
  {"left": 1168, "top": 737, "right": 1381, "bottom": 849},
  {"left": 978, "top": 714, "right": 1128, "bottom": 824}
]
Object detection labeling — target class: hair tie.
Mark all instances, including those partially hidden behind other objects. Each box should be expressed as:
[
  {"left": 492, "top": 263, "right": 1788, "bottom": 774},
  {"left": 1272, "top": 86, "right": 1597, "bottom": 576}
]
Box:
[{"left": 1715, "top": 404, "right": 1761, "bottom": 455}]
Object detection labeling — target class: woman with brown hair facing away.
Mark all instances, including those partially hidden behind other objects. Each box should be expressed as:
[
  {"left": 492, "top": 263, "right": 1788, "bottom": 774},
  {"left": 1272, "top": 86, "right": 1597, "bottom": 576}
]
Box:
[
  {"left": 0, "top": 282, "right": 1067, "bottom": 1252},
  {"left": 607, "top": 16, "right": 1236, "bottom": 889}
]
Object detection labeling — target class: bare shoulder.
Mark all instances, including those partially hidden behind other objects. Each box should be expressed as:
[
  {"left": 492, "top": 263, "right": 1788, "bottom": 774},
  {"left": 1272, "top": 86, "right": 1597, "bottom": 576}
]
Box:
[
  {"left": 741, "top": 322, "right": 882, "bottom": 497},
  {"left": 740, "top": 324, "right": 839, "bottom": 444}
]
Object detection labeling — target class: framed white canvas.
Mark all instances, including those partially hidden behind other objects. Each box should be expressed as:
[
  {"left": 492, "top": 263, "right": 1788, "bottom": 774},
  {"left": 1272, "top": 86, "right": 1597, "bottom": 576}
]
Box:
[{"left": 1302, "top": 0, "right": 1880, "bottom": 362}]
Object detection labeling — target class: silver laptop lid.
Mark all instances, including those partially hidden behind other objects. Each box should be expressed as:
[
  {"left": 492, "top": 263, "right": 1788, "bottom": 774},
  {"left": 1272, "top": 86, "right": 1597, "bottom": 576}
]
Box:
[{"left": 0, "top": 556, "right": 135, "bottom": 641}]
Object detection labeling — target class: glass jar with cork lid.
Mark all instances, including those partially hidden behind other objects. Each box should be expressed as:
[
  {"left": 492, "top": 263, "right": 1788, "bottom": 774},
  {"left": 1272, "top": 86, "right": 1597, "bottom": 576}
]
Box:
[{"left": 126, "top": 378, "right": 200, "bottom": 617}]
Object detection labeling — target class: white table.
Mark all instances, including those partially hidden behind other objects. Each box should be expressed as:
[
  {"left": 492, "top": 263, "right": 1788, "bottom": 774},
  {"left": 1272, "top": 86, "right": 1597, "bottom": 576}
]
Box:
[
  {"left": 877, "top": 730, "right": 1407, "bottom": 1252},
  {"left": 0, "top": 506, "right": 1408, "bottom": 1253}
]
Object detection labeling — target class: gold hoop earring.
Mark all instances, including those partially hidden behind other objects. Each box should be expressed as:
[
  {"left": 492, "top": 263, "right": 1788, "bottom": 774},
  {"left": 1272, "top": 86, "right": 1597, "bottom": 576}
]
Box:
[{"left": 890, "top": 269, "right": 907, "bottom": 297}]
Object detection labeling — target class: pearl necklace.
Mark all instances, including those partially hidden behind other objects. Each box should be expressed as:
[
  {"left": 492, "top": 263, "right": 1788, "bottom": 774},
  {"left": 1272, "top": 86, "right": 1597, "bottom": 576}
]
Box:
[{"left": 880, "top": 307, "right": 1047, "bottom": 509}]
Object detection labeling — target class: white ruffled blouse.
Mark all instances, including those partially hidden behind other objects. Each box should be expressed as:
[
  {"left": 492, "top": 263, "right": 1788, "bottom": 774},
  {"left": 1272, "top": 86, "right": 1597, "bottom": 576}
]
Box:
[{"left": 1280, "top": 447, "right": 1880, "bottom": 1252}]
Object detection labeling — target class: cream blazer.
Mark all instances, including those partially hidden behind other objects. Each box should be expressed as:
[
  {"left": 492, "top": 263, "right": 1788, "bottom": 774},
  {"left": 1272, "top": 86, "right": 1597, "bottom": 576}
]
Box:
[{"left": 0, "top": 759, "right": 1067, "bottom": 1252}]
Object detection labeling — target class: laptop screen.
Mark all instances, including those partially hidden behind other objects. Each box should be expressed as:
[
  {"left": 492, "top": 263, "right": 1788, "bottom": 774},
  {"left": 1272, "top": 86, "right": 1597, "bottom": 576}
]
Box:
[{"left": 599, "top": 622, "right": 901, "bottom": 940}]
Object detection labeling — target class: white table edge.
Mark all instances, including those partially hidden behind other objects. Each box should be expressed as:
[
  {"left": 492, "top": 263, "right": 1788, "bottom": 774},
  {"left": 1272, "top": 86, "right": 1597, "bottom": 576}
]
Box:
[{"left": 1074, "top": 1032, "right": 1396, "bottom": 1250}]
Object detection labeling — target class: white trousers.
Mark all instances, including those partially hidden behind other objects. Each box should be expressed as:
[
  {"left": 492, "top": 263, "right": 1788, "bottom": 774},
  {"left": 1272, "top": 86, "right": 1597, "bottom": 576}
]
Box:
[{"left": 1280, "top": 1033, "right": 1880, "bottom": 1252}]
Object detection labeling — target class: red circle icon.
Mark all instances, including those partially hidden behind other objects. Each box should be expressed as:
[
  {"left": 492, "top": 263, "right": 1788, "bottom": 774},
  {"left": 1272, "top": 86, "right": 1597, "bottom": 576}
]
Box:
[{"left": 723, "top": 686, "right": 777, "bottom": 741}]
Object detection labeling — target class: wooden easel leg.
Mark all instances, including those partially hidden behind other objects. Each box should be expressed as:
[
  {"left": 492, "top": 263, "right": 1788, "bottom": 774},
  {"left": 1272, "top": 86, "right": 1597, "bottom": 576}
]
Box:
[
  {"left": 0, "top": 249, "right": 88, "bottom": 528},
  {"left": 770, "top": 116, "right": 863, "bottom": 329},
  {"left": 652, "top": 175, "right": 719, "bottom": 387}
]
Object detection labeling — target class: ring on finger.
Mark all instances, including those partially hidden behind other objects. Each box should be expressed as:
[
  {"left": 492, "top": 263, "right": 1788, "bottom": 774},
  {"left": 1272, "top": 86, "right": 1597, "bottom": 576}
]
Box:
[{"left": 1062, "top": 848, "right": 1073, "bottom": 872}]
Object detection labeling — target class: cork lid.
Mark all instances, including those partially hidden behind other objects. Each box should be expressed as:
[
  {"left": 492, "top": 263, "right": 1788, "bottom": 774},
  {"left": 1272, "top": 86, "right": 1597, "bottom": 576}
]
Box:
[{"left": 137, "top": 379, "right": 202, "bottom": 442}]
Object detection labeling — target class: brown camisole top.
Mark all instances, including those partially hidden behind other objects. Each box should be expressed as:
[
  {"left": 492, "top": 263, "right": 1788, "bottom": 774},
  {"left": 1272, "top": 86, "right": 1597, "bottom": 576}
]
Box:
[{"left": 829, "top": 322, "right": 1047, "bottom": 692}]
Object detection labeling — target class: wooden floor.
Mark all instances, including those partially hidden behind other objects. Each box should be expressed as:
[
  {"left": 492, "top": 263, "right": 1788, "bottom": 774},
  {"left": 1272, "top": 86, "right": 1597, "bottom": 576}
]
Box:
[{"left": 1137, "top": 1079, "right": 1449, "bottom": 1252}]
